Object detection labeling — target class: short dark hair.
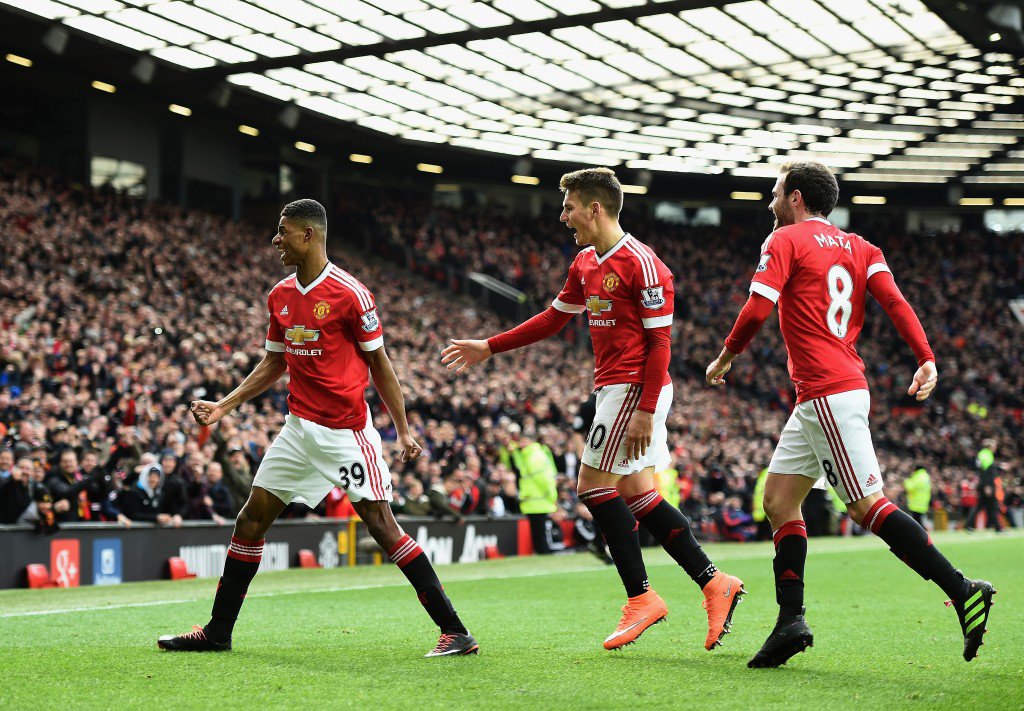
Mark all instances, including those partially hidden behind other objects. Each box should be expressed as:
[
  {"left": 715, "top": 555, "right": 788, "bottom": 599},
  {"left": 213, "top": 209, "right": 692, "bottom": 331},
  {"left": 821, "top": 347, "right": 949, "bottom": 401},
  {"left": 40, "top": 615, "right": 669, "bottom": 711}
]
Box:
[
  {"left": 779, "top": 161, "right": 839, "bottom": 216},
  {"left": 281, "top": 199, "right": 327, "bottom": 234},
  {"left": 559, "top": 167, "right": 623, "bottom": 217}
]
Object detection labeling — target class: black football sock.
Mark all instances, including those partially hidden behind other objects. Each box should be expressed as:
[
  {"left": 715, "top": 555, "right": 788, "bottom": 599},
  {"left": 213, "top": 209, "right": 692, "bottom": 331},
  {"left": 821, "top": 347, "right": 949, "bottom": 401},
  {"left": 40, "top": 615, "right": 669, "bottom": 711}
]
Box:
[
  {"left": 627, "top": 491, "right": 717, "bottom": 589},
  {"left": 389, "top": 534, "right": 469, "bottom": 635},
  {"left": 206, "top": 536, "right": 263, "bottom": 641},
  {"left": 863, "top": 498, "right": 964, "bottom": 599},
  {"left": 772, "top": 520, "right": 808, "bottom": 618},
  {"left": 580, "top": 487, "right": 649, "bottom": 598}
]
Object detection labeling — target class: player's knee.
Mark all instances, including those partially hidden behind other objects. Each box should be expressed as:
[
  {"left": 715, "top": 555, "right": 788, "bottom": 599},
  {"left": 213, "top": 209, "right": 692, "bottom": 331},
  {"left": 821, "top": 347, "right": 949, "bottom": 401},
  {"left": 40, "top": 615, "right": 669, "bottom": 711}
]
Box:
[
  {"left": 234, "top": 507, "right": 265, "bottom": 540},
  {"left": 235, "top": 496, "right": 275, "bottom": 539},
  {"left": 354, "top": 500, "right": 402, "bottom": 548},
  {"left": 762, "top": 490, "right": 795, "bottom": 526}
]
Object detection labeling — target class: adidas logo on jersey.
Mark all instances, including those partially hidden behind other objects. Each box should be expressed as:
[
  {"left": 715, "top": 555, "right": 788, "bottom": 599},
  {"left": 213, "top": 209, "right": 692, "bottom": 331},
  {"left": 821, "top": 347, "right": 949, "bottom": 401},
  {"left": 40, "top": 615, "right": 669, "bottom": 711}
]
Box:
[
  {"left": 280, "top": 305, "right": 289, "bottom": 316},
  {"left": 865, "top": 473, "right": 878, "bottom": 487}
]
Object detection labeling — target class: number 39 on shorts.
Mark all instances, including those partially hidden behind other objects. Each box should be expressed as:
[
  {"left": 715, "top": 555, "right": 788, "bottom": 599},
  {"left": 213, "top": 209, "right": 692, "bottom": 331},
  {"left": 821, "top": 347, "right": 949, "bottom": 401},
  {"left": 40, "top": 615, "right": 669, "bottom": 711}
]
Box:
[{"left": 338, "top": 463, "right": 366, "bottom": 490}]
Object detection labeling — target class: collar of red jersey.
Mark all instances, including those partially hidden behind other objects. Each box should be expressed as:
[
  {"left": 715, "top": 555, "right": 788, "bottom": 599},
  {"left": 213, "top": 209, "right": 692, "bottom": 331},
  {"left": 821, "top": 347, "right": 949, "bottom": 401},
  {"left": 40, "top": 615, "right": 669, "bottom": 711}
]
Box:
[
  {"left": 804, "top": 217, "right": 832, "bottom": 226},
  {"left": 293, "top": 261, "right": 334, "bottom": 295},
  {"left": 595, "top": 232, "right": 631, "bottom": 265}
]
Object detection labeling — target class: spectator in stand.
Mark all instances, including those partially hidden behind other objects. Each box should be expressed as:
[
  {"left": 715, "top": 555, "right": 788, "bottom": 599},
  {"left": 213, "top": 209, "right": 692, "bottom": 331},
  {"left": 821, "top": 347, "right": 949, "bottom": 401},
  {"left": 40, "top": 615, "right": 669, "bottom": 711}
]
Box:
[
  {"left": 0, "top": 158, "right": 1021, "bottom": 536},
  {"left": 204, "top": 462, "right": 235, "bottom": 518},
  {"left": 213, "top": 425, "right": 255, "bottom": 514},
  {"left": 0, "top": 456, "right": 33, "bottom": 523},
  {"left": 118, "top": 465, "right": 164, "bottom": 524},
  {"left": 19, "top": 487, "right": 58, "bottom": 534},
  {"left": 0, "top": 448, "right": 13, "bottom": 480},
  {"left": 428, "top": 472, "right": 466, "bottom": 523},
  {"left": 392, "top": 478, "right": 432, "bottom": 517},
  {"left": 717, "top": 496, "right": 757, "bottom": 542},
  {"left": 46, "top": 449, "right": 91, "bottom": 523},
  {"left": 158, "top": 454, "right": 189, "bottom": 528}
]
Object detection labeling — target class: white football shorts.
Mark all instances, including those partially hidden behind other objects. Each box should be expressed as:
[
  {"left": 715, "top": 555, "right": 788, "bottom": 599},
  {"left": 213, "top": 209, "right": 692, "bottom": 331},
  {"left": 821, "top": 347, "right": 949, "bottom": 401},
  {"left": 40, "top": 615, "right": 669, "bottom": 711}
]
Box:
[
  {"left": 582, "top": 382, "right": 672, "bottom": 476},
  {"left": 768, "top": 388, "right": 882, "bottom": 504},
  {"left": 253, "top": 410, "right": 392, "bottom": 506}
]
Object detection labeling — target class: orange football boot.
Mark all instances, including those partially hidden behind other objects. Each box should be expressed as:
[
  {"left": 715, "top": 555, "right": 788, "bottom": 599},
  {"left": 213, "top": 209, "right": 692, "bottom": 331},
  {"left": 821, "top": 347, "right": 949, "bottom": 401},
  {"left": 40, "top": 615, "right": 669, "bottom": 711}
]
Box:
[
  {"left": 701, "top": 571, "right": 746, "bottom": 650},
  {"left": 603, "top": 589, "right": 668, "bottom": 650}
]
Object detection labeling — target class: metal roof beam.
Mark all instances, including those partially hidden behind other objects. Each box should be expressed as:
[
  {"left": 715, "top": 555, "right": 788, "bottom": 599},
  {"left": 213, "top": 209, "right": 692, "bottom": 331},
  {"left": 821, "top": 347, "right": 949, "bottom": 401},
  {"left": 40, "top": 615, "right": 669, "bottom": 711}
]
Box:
[{"left": 191, "top": 0, "right": 731, "bottom": 81}]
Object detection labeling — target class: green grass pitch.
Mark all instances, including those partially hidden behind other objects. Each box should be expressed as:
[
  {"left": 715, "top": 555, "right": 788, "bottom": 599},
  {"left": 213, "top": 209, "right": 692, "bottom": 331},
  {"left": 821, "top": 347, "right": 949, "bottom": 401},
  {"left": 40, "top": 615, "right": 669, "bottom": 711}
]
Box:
[{"left": 2, "top": 532, "right": 1021, "bottom": 710}]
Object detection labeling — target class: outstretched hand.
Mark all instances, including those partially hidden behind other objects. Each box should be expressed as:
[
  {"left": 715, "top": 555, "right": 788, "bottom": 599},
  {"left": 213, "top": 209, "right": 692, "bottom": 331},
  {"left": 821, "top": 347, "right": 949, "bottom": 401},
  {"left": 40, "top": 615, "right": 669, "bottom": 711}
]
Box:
[
  {"left": 440, "top": 339, "right": 492, "bottom": 375},
  {"left": 908, "top": 361, "right": 938, "bottom": 401}
]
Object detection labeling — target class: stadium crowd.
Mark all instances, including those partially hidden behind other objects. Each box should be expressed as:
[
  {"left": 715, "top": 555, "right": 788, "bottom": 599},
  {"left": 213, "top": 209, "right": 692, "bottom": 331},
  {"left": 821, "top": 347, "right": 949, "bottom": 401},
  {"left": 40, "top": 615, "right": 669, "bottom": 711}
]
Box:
[{"left": 1, "top": 158, "right": 1021, "bottom": 542}]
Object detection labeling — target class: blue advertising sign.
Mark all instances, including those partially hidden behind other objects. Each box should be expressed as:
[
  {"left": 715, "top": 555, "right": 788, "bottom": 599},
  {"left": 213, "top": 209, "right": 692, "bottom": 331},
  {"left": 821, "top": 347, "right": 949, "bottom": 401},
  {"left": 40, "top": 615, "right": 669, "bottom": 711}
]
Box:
[{"left": 92, "top": 538, "right": 122, "bottom": 585}]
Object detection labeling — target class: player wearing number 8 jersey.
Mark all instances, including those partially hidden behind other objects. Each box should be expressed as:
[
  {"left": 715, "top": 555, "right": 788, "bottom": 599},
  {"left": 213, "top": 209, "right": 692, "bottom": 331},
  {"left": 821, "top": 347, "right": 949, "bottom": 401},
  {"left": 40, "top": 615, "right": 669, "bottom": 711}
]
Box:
[
  {"left": 705, "top": 161, "right": 995, "bottom": 668},
  {"left": 443, "top": 168, "right": 744, "bottom": 652},
  {"left": 158, "top": 199, "right": 477, "bottom": 657}
]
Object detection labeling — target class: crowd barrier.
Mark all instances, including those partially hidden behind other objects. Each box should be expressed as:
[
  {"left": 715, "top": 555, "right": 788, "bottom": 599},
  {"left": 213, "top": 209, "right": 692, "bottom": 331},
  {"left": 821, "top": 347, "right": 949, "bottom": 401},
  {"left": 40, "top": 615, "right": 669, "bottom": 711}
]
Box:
[{"left": 0, "top": 516, "right": 528, "bottom": 589}]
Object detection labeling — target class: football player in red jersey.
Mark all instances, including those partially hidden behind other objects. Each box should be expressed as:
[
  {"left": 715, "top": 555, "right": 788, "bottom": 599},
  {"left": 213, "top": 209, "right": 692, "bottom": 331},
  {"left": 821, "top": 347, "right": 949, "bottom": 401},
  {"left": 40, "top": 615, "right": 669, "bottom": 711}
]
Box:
[
  {"left": 706, "top": 162, "right": 995, "bottom": 667},
  {"left": 442, "top": 168, "right": 744, "bottom": 651},
  {"left": 159, "top": 199, "right": 477, "bottom": 657}
]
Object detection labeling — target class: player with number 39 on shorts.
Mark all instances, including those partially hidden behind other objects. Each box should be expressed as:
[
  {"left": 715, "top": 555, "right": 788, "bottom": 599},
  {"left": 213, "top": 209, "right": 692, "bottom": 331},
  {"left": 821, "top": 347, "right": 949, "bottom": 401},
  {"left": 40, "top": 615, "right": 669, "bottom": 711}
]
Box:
[
  {"left": 158, "top": 199, "right": 477, "bottom": 658},
  {"left": 705, "top": 161, "right": 996, "bottom": 668}
]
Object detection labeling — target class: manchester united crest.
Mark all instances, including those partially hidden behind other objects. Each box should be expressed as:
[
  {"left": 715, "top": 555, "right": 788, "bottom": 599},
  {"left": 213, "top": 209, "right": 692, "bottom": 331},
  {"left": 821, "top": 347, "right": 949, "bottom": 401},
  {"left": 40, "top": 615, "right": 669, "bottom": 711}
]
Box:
[
  {"left": 313, "top": 300, "right": 331, "bottom": 320},
  {"left": 602, "top": 273, "right": 621, "bottom": 293}
]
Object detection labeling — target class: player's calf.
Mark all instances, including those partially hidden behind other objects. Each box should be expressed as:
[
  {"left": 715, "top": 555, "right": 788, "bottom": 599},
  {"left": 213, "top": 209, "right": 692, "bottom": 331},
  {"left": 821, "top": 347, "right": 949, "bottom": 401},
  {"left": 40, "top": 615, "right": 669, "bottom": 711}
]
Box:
[{"left": 858, "top": 497, "right": 965, "bottom": 599}]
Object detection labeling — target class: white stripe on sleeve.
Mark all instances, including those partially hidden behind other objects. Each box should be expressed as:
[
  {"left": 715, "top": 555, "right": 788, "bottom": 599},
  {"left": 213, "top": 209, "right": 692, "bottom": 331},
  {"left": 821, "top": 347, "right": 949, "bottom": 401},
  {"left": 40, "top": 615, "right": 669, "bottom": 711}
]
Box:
[
  {"left": 552, "top": 298, "right": 586, "bottom": 314},
  {"left": 358, "top": 335, "right": 384, "bottom": 351},
  {"left": 867, "top": 263, "right": 892, "bottom": 279},
  {"left": 265, "top": 340, "right": 286, "bottom": 352},
  {"left": 641, "top": 315, "right": 673, "bottom": 328},
  {"left": 750, "top": 282, "right": 781, "bottom": 303}
]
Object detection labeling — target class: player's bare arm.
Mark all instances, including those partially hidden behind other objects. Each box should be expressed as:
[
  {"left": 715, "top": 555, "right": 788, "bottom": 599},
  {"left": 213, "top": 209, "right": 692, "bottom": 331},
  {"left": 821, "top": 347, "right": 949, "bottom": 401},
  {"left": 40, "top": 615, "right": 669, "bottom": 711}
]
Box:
[
  {"left": 440, "top": 339, "right": 492, "bottom": 374},
  {"left": 190, "top": 351, "right": 287, "bottom": 426},
  {"left": 705, "top": 347, "right": 738, "bottom": 387},
  {"left": 908, "top": 360, "right": 938, "bottom": 402},
  {"left": 364, "top": 345, "right": 423, "bottom": 462}
]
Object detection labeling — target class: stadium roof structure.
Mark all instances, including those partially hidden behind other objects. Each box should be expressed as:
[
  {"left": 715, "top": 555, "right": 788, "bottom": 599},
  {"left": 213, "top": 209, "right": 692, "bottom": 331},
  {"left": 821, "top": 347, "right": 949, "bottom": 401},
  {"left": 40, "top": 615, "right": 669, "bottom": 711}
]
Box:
[{"left": 2, "top": 0, "right": 1023, "bottom": 188}]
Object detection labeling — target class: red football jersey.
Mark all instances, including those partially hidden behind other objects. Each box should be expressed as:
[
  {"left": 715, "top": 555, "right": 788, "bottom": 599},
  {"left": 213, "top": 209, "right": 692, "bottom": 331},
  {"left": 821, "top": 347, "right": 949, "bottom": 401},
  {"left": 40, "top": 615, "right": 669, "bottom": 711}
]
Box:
[
  {"left": 749, "top": 217, "right": 890, "bottom": 402},
  {"left": 265, "top": 262, "right": 383, "bottom": 430},
  {"left": 553, "top": 233, "right": 674, "bottom": 388}
]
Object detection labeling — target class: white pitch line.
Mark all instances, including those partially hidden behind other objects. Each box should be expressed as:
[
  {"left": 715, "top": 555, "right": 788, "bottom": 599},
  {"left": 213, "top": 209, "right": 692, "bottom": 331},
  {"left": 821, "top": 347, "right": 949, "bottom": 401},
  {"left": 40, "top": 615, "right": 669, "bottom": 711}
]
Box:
[{"left": 0, "top": 532, "right": 1009, "bottom": 619}]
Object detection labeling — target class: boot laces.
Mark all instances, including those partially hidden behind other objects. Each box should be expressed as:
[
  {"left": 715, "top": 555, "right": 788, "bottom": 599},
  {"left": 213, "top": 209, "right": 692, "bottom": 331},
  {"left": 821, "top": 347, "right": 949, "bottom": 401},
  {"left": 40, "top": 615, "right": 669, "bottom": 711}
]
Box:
[
  {"left": 432, "top": 634, "right": 457, "bottom": 653},
  {"left": 182, "top": 625, "right": 207, "bottom": 641}
]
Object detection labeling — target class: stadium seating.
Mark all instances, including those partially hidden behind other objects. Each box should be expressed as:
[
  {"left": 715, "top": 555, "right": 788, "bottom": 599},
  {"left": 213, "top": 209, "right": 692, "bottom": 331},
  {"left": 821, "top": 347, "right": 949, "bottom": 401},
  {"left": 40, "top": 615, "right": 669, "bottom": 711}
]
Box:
[{"left": 0, "top": 158, "right": 1021, "bottom": 537}]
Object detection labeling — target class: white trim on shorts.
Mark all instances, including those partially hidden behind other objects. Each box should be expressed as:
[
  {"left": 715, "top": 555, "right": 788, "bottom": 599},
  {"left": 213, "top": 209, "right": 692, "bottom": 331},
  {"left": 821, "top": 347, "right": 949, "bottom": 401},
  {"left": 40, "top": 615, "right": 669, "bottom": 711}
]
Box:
[{"left": 767, "top": 388, "right": 882, "bottom": 504}]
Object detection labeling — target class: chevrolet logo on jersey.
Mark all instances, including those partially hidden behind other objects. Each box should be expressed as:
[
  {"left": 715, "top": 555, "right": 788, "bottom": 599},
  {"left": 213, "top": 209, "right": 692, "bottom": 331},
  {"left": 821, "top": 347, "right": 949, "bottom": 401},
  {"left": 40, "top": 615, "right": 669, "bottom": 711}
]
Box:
[
  {"left": 284, "top": 325, "right": 320, "bottom": 345},
  {"left": 586, "top": 295, "right": 612, "bottom": 317}
]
